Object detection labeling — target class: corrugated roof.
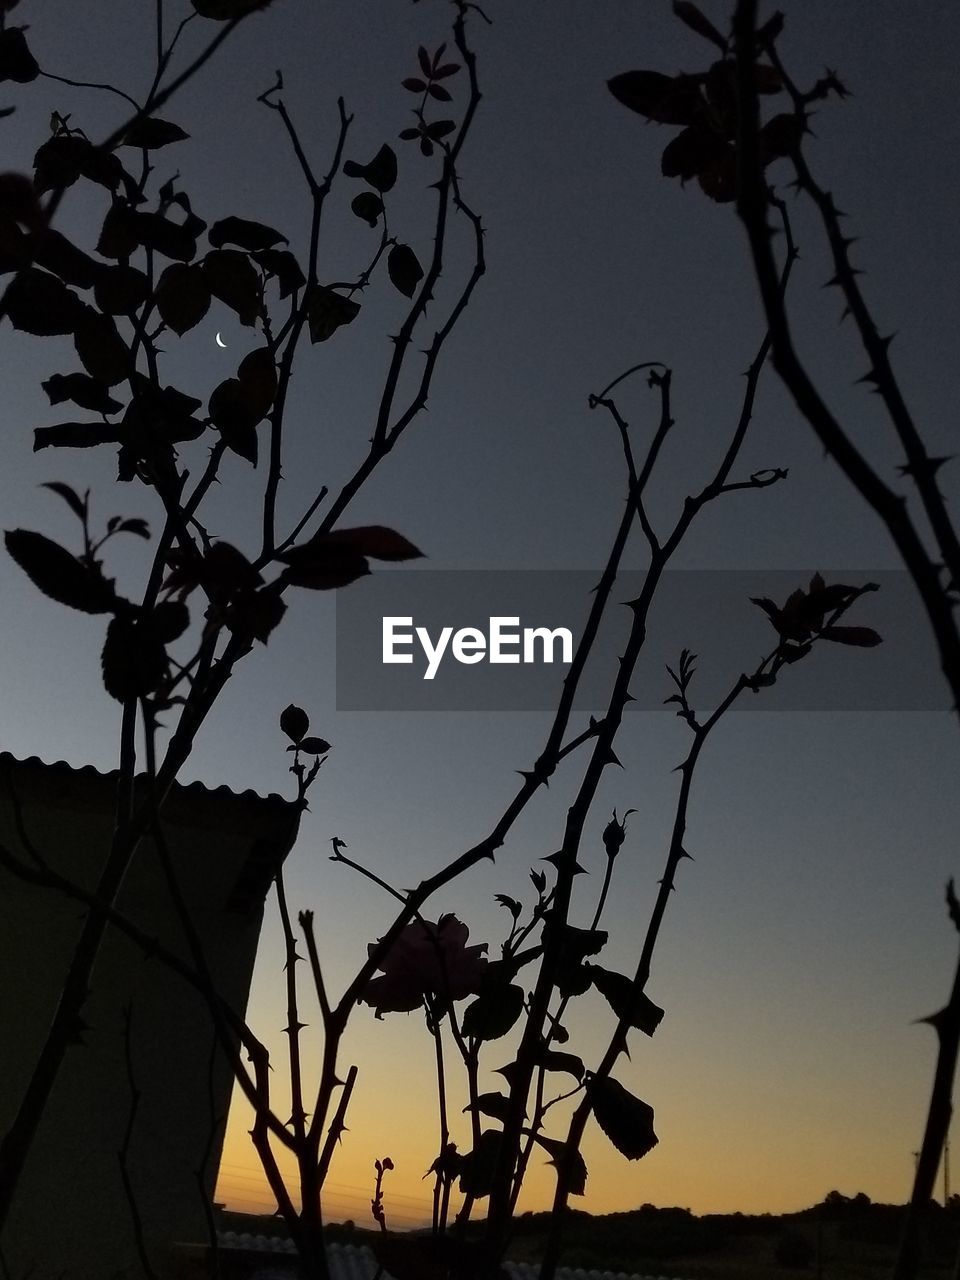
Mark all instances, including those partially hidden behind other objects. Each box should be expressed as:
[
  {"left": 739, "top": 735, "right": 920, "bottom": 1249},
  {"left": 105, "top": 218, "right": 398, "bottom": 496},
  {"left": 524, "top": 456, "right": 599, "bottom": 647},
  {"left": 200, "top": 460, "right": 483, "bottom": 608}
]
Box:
[
  {"left": 215, "top": 1234, "right": 668, "bottom": 1280},
  {"left": 0, "top": 752, "right": 300, "bottom": 912},
  {"left": 0, "top": 752, "right": 293, "bottom": 810}
]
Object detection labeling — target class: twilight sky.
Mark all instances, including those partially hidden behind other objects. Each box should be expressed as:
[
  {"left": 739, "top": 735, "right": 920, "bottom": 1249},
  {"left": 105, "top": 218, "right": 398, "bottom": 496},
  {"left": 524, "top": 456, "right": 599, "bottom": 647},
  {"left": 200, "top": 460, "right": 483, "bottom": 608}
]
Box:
[{"left": 4, "top": 0, "right": 960, "bottom": 1230}]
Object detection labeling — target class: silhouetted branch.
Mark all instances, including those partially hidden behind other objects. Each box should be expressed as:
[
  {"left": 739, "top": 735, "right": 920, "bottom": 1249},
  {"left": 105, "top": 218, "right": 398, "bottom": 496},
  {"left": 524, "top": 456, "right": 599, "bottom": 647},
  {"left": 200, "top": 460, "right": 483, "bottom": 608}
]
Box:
[
  {"left": 196, "top": 1027, "right": 224, "bottom": 1280},
  {"left": 732, "top": 0, "right": 960, "bottom": 717},
  {"left": 118, "top": 1004, "right": 160, "bottom": 1280},
  {"left": 275, "top": 868, "right": 308, "bottom": 1144},
  {"left": 894, "top": 885, "right": 960, "bottom": 1280}
]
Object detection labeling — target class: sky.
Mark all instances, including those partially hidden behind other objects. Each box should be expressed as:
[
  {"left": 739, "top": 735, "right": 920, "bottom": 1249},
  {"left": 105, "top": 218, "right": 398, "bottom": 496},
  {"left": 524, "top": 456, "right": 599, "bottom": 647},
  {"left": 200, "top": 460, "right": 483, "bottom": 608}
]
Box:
[{"left": 3, "top": 0, "right": 960, "bottom": 1234}]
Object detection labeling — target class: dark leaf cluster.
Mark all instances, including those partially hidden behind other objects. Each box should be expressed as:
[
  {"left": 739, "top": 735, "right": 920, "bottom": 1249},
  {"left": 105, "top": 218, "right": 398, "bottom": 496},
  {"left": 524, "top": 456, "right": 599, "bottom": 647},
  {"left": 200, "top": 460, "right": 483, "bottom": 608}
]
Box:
[{"left": 608, "top": 3, "right": 796, "bottom": 202}]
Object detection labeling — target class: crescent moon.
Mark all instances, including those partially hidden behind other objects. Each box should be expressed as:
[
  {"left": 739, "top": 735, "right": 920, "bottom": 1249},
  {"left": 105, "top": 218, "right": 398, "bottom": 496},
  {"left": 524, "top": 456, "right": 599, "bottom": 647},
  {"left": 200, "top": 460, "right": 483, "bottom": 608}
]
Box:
[{"left": 215, "top": 332, "right": 227, "bottom": 349}]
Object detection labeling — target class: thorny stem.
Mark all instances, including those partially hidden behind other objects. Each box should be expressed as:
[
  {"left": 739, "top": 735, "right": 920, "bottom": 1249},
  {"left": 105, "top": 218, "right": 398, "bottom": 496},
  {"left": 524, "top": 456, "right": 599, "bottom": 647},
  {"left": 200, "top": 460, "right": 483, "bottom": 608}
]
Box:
[
  {"left": 316, "top": 1064, "right": 358, "bottom": 1190},
  {"left": 275, "top": 869, "right": 308, "bottom": 1145},
  {"left": 758, "top": 37, "right": 960, "bottom": 593},
  {"left": 259, "top": 97, "right": 352, "bottom": 561},
  {"left": 532, "top": 207, "right": 798, "bottom": 1277},
  {"left": 538, "top": 580, "right": 875, "bottom": 1280},
  {"left": 733, "top": 0, "right": 960, "bottom": 719},
  {"left": 426, "top": 998, "right": 451, "bottom": 1235},
  {"left": 118, "top": 1004, "right": 159, "bottom": 1280},
  {"left": 196, "top": 1029, "right": 224, "bottom": 1280},
  {"left": 893, "top": 883, "right": 960, "bottom": 1280}
]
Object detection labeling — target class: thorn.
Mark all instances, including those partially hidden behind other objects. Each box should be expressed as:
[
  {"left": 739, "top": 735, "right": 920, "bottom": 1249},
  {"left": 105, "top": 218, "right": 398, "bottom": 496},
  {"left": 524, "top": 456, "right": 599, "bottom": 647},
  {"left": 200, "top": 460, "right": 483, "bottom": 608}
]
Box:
[
  {"left": 897, "top": 457, "right": 952, "bottom": 481},
  {"left": 542, "top": 850, "right": 588, "bottom": 876},
  {"left": 283, "top": 1021, "right": 308, "bottom": 1035},
  {"left": 915, "top": 1008, "right": 948, "bottom": 1036}
]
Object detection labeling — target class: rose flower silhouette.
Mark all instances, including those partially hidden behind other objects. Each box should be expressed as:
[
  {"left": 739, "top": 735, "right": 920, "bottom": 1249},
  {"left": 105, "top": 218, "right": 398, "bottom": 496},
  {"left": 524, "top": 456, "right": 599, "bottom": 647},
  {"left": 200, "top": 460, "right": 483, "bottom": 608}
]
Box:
[{"left": 361, "top": 914, "right": 488, "bottom": 1018}]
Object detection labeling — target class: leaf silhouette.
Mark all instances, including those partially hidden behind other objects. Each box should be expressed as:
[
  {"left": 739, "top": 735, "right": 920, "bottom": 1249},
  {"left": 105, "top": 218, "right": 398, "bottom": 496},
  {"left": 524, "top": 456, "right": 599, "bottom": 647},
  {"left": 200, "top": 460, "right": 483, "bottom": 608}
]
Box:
[
  {"left": 535, "top": 1048, "right": 584, "bottom": 1082},
  {"left": 0, "top": 27, "right": 39, "bottom": 83},
  {"left": 132, "top": 211, "right": 198, "bottom": 262},
  {"left": 555, "top": 959, "right": 592, "bottom": 998},
  {"left": 589, "top": 1076, "right": 658, "bottom": 1160},
  {"left": 114, "top": 517, "right": 151, "bottom": 541},
  {"left": 760, "top": 113, "right": 802, "bottom": 163},
  {"left": 461, "top": 982, "right": 524, "bottom": 1041},
  {"left": 280, "top": 703, "right": 309, "bottom": 743},
  {"left": 819, "top": 625, "right": 882, "bottom": 647},
  {"left": 191, "top": 0, "right": 274, "bottom": 17},
  {"left": 151, "top": 599, "right": 189, "bottom": 643},
  {"left": 672, "top": 1, "right": 728, "bottom": 52},
  {"left": 463, "top": 1092, "right": 514, "bottom": 1124},
  {"left": 35, "top": 135, "right": 125, "bottom": 197},
  {"left": 252, "top": 248, "right": 305, "bottom": 298},
  {"left": 306, "top": 285, "right": 359, "bottom": 342},
  {"left": 34, "top": 230, "right": 102, "bottom": 289},
  {"left": 585, "top": 965, "right": 664, "bottom": 1036},
  {"left": 41, "top": 482, "right": 86, "bottom": 521},
  {"left": 237, "top": 347, "right": 277, "bottom": 417},
  {"left": 101, "top": 613, "right": 168, "bottom": 701},
  {"left": 97, "top": 202, "right": 139, "bottom": 260},
  {"left": 209, "top": 378, "right": 259, "bottom": 464},
  {"left": 34, "top": 423, "right": 122, "bottom": 452},
  {"left": 661, "top": 126, "right": 726, "bottom": 182},
  {"left": 344, "top": 143, "right": 398, "bottom": 193},
  {"left": 121, "top": 118, "right": 190, "bottom": 149},
  {"left": 387, "top": 243, "right": 424, "bottom": 298},
  {"left": 278, "top": 545, "right": 370, "bottom": 591},
  {"left": 5, "top": 529, "right": 118, "bottom": 614},
  {"left": 229, "top": 586, "right": 286, "bottom": 644},
  {"left": 296, "top": 735, "right": 330, "bottom": 755},
  {"left": 42, "top": 373, "right": 121, "bottom": 416},
  {"left": 94, "top": 264, "right": 150, "bottom": 315},
  {"left": 6, "top": 269, "right": 83, "bottom": 335},
  {"left": 458, "top": 1130, "right": 502, "bottom": 1198},
  {"left": 209, "top": 215, "right": 287, "bottom": 252},
  {"left": 74, "top": 308, "right": 129, "bottom": 386},
  {"left": 546, "top": 922, "right": 608, "bottom": 962},
  {"left": 155, "top": 263, "right": 211, "bottom": 335},
  {"left": 202, "top": 249, "right": 260, "bottom": 325},
  {"left": 607, "top": 70, "right": 704, "bottom": 126},
  {"left": 696, "top": 146, "right": 737, "bottom": 202},
  {"left": 351, "top": 191, "right": 383, "bottom": 228},
  {"left": 0, "top": 172, "right": 41, "bottom": 229},
  {"left": 322, "top": 525, "right": 423, "bottom": 561}
]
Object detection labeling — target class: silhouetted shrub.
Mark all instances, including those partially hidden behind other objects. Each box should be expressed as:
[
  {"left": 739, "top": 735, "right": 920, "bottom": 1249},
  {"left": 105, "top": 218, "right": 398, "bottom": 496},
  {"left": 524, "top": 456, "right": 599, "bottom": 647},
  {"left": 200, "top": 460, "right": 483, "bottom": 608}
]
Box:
[{"left": 775, "top": 1230, "right": 813, "bottom": 1269}]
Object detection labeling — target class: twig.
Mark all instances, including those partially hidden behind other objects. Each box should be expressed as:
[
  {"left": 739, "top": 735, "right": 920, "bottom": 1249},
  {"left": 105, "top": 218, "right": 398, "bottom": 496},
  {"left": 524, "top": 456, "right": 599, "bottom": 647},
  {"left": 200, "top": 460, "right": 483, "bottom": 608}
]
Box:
[
  {"left": 893, "top": 883, "right": 960, "bottom": 1280},
  {"left": 118, "top": 1004, "right": 160, "bottom": 1280}
]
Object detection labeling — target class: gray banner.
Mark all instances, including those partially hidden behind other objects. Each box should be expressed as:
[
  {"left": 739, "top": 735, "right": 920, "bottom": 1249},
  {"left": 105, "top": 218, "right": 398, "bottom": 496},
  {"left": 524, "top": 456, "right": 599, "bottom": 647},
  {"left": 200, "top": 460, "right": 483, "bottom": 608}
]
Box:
[{"left": 334, "top": 570, "right": 940, "bottom": 712}]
